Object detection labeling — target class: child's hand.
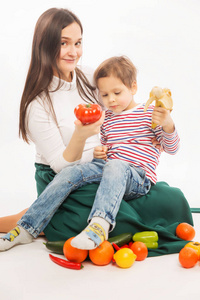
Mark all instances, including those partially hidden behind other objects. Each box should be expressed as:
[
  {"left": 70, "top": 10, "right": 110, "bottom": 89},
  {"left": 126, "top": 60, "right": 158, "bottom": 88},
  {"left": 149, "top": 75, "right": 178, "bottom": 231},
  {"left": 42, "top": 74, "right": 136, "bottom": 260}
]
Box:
[
  {"left": 151, "top": 137, "right": 163, "bottom": 152},
  {"left": 152, "top": 107, "right": 175, "bottom": 133},
  {"left": 93, "top": 145, "right": 108, "bottom": 160}
]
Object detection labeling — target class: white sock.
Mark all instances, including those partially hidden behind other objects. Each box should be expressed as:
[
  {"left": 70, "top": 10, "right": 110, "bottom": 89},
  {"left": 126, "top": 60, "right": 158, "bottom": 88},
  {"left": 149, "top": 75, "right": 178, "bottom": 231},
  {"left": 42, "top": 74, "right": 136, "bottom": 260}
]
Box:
[
  {"left": 71, "top": 217, "right": 110, "bottom": 250},
  {"left": 0, "top": 226, "right": 33, "bottom": 251}
]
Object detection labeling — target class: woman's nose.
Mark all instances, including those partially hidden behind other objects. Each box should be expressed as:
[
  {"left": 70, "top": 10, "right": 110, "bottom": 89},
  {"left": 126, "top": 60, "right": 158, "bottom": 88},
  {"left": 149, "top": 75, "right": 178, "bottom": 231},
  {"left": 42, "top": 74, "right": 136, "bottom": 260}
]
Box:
[{"left": 68, "top": 45, "right": 76, "bottom": 56}]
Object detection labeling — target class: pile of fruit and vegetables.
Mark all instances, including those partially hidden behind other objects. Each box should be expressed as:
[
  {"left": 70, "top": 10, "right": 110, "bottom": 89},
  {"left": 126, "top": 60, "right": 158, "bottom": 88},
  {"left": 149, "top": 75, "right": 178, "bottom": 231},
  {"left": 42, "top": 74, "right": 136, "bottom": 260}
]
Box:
[{"left": 44, "top": 222, "right": 199, "bottom": 270}]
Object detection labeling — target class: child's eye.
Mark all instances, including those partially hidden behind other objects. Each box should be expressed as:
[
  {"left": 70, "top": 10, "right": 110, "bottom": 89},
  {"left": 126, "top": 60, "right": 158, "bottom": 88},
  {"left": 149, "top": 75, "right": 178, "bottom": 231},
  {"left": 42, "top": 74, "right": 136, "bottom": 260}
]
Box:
[
  {"left": 115, "top": 92, "right": 121, "bottom": 95},
  {"left": 102, "top": 94, "right": 108, "bottom": 97}
]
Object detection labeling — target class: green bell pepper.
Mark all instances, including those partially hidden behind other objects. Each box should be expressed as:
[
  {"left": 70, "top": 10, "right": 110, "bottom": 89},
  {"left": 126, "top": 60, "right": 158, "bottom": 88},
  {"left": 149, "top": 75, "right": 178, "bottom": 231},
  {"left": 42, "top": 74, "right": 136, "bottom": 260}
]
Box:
[{"left": 132, "top": 231, "right": 158, "bottom": 249}]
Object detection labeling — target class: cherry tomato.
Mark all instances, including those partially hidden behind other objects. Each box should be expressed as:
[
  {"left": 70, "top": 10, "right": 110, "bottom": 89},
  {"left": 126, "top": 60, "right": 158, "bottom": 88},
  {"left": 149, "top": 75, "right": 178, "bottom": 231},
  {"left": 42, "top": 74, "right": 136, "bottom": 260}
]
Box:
[
  {"left": 176, "top": 223, "right": 195, "bottom": 241},
  {"left": 130, "top": 241, "right": 148, "bottom": 261},
  {"left": 178, "top": 247, "right": 198, "bottom": 268},
  {"left": 74, "top": 103, "right": 102, "bottom": 124}
]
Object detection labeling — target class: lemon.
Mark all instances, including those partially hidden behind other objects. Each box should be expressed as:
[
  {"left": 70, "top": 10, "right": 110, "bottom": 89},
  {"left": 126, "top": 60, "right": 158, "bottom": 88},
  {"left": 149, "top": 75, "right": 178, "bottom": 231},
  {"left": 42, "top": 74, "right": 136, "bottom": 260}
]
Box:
[{"left": 113, "top": 248, "right": 137, "bottom": 268}]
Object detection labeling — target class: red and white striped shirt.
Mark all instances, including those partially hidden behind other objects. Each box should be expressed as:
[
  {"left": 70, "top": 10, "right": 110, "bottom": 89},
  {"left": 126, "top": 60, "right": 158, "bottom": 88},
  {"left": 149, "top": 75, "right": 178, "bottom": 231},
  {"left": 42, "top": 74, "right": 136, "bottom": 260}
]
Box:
[{"left": 100, "top": 104, "right": 180, "bottom": 183}]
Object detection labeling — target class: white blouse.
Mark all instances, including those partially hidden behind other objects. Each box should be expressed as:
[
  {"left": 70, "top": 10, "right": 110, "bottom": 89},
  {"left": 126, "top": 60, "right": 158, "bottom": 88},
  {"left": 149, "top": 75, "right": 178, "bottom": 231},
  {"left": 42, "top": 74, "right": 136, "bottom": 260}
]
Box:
[{"left": 26, "top": 68, "right": 100, "bottom": 173}]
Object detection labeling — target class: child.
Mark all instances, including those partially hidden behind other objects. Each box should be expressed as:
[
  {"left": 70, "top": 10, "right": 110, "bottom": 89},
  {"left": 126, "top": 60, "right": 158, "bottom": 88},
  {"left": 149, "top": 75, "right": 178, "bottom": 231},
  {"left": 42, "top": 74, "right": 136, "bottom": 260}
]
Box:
[
  {"left": 71, "top": 56, "right": 179, "bottom": 249},
  {"left": 0, "top": 56, "right": 179, "bottom": 251}
]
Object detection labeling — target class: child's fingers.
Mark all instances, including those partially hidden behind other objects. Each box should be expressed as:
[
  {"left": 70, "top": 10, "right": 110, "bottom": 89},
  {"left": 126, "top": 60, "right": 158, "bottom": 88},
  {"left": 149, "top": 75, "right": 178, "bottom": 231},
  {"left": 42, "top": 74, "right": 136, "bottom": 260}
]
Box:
[
  {"left": 102, "top": 145, "right": 108, "bottom": 153},
  {"left": 94, "top": 146, "right": 108, "bottom": 160},
  {"left": 94, "top": 152, "right": 107, "bottom": 160}
]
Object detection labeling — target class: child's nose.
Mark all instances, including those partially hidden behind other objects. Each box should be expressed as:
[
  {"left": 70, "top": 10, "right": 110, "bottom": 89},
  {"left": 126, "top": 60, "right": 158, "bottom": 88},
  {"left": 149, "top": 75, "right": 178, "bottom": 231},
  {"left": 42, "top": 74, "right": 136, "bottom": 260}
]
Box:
[{"left": 108, "top": 95, "right": 115, "bottom": 102}]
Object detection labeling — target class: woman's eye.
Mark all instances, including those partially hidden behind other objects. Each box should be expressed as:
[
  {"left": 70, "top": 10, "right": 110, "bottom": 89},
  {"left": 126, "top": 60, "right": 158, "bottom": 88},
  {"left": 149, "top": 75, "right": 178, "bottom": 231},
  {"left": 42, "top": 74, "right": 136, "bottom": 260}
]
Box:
[
  {"left": 76, "top": 41, "right": 82, "bottom": 46},
  {"left": 61, "top": 42, "right": 67, "bottom": 46}
]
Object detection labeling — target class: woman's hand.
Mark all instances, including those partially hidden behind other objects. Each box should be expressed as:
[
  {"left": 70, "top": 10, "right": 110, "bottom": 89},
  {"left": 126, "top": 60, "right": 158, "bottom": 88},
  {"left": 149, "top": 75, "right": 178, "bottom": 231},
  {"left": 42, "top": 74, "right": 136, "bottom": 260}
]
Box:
[
  {"left": 74, "top": 111, "right": 105, "bottom": 141},
  {"left": 63, "top": 112, "right": 105, "bottom": 163},
  {"left": 93, "top": 145, "right": 108, "bottom": 160}
]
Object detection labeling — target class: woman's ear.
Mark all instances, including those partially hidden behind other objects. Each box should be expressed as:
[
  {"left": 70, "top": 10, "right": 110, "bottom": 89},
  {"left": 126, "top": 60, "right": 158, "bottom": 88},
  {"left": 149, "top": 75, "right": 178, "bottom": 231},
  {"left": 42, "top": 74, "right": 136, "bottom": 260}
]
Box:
[{"left": 131, "top": 81, "right": 137, "bottom": 95}]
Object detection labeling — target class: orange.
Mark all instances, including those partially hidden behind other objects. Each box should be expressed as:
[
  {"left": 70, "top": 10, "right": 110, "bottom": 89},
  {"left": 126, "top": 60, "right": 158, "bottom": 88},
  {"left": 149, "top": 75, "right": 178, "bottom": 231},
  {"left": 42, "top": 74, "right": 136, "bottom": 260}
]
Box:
[
  {"left": 179, "top": 247, "right": 198, "bottom": 268},
  {"left": 176, "top": 222, "right": 195, "bottom": 241},
  {"left": 130, "top": 241, "right": 148, "bottom": 261},
  {"left": 89, "top": 241, "right": 114, "bottom": 266},
  {"left": 63, "top": 237, "right": 88, "bottom": 263}
]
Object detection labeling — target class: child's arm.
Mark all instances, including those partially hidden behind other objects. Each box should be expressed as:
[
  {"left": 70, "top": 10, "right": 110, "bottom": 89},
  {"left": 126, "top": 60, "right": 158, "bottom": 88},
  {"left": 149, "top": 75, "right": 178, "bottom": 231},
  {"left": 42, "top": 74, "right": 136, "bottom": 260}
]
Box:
[
  {"left": 153, "top": 107, "right": 180, "bottom": 155},
  {"left": 93, "top": 146, "right": 108, "bottom": 160}
]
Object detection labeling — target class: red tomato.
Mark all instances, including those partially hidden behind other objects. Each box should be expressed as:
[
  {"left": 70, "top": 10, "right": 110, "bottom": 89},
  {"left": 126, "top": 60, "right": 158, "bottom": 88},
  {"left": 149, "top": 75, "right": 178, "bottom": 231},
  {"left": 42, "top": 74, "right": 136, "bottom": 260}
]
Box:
[
  {"left": 176, "top": 223, "right": 195, "bottom": 241},
  {"left": 179, "top": 247, "right": 198, "bottom": 268},
  {"left": 74, "top": 103, "right": 102, "bottom": 124},
  {"left": 130, "top": 241, "right": 148, "bottom": 261}
]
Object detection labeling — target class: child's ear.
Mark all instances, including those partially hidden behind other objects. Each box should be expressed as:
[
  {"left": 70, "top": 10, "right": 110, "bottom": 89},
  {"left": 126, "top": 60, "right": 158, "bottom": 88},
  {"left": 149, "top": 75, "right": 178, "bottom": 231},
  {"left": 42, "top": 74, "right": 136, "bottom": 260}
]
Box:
[{"left": 131, "top": 81, "right": 137, "bottom": 95}]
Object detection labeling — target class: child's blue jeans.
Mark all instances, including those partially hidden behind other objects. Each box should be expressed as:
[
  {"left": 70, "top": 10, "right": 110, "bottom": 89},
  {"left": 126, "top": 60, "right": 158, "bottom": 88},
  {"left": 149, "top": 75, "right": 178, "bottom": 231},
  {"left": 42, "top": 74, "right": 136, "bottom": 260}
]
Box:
[{"left": 18, "top": 159, "right": 151, "bottom": 238}]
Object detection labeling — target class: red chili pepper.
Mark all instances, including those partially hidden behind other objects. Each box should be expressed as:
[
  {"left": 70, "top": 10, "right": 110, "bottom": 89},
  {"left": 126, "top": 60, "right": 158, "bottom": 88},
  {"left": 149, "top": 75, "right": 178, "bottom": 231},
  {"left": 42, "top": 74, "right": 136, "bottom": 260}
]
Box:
[
  {"left": 128, "top": 241, "right": 133, "bottom": 248},
  {"left": 112, "top": 243, "right": 121, "bottom": 251},
  {"left": 112, "top": 257, "right": 116, "bottom": 263},
  {"left": 49, "top": 254, "right": 84, "bottom": 270},
  {"left": 120, "top": 244, "right": 129, "bottom": 249}
]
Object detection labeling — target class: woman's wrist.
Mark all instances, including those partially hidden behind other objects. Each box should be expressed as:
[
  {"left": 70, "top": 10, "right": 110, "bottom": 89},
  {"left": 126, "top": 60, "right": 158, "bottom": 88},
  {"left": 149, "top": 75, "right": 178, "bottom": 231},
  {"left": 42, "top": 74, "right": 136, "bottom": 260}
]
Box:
[{"left": 63, "top": 131, "right": 86, "bottom": 162}]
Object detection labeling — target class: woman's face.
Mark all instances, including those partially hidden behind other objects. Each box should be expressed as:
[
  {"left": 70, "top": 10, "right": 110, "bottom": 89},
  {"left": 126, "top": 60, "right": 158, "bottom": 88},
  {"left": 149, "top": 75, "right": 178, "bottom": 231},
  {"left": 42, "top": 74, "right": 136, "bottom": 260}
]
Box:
[{"left": 56, "top": 22, "right": 83, "bottom": 81}]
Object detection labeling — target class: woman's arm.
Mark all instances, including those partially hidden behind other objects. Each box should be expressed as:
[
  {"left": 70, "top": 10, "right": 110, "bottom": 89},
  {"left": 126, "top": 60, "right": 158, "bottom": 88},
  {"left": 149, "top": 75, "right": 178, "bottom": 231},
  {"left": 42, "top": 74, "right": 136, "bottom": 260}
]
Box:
[
  {"left": 63, "top": 113, "right": 105, "bottom": 162},
  {"left": 27, "top": 101, "right": 104, "bottom": 173}
]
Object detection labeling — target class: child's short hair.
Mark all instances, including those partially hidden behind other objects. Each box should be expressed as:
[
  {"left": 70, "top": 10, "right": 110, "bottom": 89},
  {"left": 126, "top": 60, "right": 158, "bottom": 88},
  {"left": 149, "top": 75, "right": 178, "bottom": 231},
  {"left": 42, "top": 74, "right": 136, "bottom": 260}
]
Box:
[{"left": 94, "top": 56, "right": 137, "bottom": 89}]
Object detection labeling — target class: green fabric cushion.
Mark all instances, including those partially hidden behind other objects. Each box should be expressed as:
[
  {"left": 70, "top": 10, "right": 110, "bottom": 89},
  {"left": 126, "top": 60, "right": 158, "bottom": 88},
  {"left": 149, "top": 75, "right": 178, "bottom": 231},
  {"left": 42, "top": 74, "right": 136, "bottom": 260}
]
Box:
[
  {"left": 191, "top": 208, "right": 200, "bottom": 213},
  {"left": 44, "top": 182, "right": 194, "bottom": 257},
  {"left": 35, "top": 164, "right": 194, "bottom": 257}
]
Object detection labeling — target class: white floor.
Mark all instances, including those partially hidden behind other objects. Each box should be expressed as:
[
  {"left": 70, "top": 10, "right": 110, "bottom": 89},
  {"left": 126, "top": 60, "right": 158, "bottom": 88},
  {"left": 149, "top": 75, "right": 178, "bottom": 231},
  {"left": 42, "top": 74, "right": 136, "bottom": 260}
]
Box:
[{"left": 0, "top": 213, "right": 199, "bottom": 300}]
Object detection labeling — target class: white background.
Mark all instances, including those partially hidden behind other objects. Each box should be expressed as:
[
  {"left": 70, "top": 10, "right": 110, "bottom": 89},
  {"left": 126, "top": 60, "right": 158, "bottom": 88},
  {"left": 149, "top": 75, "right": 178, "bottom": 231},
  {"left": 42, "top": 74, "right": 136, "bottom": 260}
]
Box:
[{"left": 0, "top": 0, "right": 199, "bottom": 215}]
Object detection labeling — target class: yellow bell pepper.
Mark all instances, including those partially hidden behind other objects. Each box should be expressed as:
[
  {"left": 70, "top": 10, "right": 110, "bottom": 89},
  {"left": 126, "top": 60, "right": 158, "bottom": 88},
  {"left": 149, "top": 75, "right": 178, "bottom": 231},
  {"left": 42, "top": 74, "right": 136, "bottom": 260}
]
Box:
[{"left": 185, "top": 242, "right": 200, "bottom": 259}]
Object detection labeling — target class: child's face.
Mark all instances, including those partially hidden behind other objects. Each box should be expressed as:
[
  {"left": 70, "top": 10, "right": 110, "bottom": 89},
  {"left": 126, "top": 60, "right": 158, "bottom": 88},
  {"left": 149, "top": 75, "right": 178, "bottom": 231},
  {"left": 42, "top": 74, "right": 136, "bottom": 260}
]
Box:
[{"left": 97, "top": 76, "right": 137, "bottom": 113}]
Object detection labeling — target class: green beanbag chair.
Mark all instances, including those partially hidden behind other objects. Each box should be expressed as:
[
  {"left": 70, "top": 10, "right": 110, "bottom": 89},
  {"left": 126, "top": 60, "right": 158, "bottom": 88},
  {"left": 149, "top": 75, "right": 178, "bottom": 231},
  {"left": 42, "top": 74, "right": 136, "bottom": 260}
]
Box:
[{"left": 35, "top": 164, "right": 194, "bottom": 256}]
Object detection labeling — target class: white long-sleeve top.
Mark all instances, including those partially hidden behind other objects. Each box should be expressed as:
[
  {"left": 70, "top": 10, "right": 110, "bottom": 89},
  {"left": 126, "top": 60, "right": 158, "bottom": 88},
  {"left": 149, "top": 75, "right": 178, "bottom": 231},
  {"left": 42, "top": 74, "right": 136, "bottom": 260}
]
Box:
[{"left": 26, "top": 68, "right": 100, "bottom": 173}]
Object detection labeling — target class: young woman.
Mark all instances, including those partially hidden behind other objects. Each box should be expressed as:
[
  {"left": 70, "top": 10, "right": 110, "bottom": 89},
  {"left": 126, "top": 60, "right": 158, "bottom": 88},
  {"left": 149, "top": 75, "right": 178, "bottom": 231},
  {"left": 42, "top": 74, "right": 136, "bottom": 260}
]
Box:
[{"left": 0, "top": 8, "right": 104, "bottom": 233}]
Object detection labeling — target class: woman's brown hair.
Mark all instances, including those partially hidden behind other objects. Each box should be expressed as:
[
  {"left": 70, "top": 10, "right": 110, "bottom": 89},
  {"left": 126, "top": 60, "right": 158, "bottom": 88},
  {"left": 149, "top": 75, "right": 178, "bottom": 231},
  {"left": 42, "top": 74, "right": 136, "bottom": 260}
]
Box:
[
  {"left": 94, "top": 56, "right": 137, "bottom": 88},
  {"left": 19, "top": 8, "right": 98, "bottom": 143}
]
